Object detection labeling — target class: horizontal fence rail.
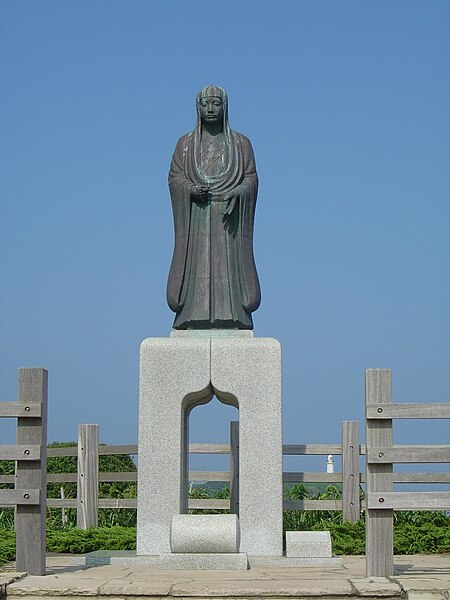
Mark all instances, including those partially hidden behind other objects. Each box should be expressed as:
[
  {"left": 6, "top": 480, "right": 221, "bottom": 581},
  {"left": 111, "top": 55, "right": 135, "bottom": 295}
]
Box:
[
  {"left": 0, "top": 489, "right": 41, "bottom": 505},
  {"left": 366, "top": 403, "right": 450, "bottom": 419},
  {"left": 0, "top": 402, "right": 43, "bottom": 418},
  {"left": 283, "top": 444, "right": 342, "bottom": 455},
  {"left": 4, "top": 470, "right": 448, "bottom": 486},
  {"left": 0, "top": 445, "right": 42, "bottom": 460},
  {"left": 366, "top": 491, "right": 450, "bottom": 511}
]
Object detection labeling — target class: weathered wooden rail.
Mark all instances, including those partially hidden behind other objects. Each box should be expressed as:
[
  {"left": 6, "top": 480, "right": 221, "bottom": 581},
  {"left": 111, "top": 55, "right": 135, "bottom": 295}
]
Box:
[
  {"left": 0, "top": 368, "right": 48, "bottom": 575},
  {"left": 365, "top": 368, "right": 450, "bottom": 578}
]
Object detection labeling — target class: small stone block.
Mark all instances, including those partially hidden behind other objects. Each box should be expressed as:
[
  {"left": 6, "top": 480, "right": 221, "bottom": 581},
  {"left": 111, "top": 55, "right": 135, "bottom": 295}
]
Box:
[
  {"left": 285, "top": 530, "right": 332, "bottom": 558},
  {"left": 160, "top": 552, "right": 248, "bottom": 570},
  {"left": 407, "top": 593, "right": 448, "bottom": 600},
  {"left": 349, "top": 577, "right": 402, "bottom": 596},
  {"left": 170, "top": 514, "right": 240, "bottom": 553}
]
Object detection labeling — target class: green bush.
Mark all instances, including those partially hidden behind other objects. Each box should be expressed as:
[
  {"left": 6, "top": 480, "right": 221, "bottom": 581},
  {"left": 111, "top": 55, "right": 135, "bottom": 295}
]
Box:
[
  {"left": 282, "top": 512, "right": 450, "bottom": 555},
  {"left": 0, "top": 460, "right": 15, "bottom": 530},
  {"left": 0, "top": 527, "right": 137, "bottom": 564},
  {"left": 1, "top": 513, "right": 449, "bottom": 565},
  {"left": 46, "top": 526, "right": 136, "bottom": 553},
  {"left": 394, "top": 522, "right": 450, "bottom": 554},
  {"left": 0, "top": 530, "right": 15, "bottom": 565},
  {"left": 321, "top": 521, "right": 366, "bottom": 555}
]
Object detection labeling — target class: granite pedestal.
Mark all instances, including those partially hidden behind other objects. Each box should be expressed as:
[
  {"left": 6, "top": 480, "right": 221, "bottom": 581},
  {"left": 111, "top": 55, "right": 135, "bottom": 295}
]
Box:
[{"left": 137, "top": 331, "right": 283, "bottom": 557}]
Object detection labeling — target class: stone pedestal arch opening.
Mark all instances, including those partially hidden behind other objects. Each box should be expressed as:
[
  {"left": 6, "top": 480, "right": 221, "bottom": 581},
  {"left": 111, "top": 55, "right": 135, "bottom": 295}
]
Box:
[{"left": 181, "top": 386, "right": 239, "bottom": 514}]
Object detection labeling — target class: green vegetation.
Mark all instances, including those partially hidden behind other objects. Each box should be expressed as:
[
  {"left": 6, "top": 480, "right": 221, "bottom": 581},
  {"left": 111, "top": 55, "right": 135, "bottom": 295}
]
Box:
[
  {"left": 46, "top": 526, "right": 136, "bottom": 553},
  {"left": 283, "top": 483, "right": 449, "bottom": 554},
  {"left": 0, "top": 530, "right": 15, "bottom": 565},
  {"left": 283, "top": 510, "right": 450, "bottom": 555},
  {"left": 0, "top": 527, "right": 136, "bottom": 564},
  {"left": 0, "top": 514, "right": 448, "bottom": 566},
  {"left": 1, "top": 447, "right": 449, "bottom": 565}
]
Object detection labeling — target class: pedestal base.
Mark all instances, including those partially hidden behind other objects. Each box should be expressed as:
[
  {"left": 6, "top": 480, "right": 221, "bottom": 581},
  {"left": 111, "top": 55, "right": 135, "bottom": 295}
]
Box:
[{"left": 137, "top": 331, "right": 283, "bottom": 557}]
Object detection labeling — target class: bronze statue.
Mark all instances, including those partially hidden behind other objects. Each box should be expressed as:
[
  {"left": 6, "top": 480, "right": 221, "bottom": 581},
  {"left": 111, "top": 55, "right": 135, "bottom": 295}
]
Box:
[{"left": 167, "top": 85, "right": 260, "bottom": 329}]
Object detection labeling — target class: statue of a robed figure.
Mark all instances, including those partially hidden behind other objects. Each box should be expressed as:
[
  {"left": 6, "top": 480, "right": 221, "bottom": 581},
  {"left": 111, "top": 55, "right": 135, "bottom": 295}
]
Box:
[
  {"left": 138, "top": 86, "right": 282, "bottom": 560},
  {"left": 167, "top": 85, "right": 260, "bottom": 330}
]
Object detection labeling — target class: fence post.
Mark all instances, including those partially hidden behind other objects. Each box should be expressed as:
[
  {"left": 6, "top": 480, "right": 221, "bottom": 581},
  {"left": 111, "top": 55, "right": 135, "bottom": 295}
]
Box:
[
  {"left": 342, "top": 420, "right": 360, "bottom": 523},
  {"left": 16, "top": 367, "right": 48, "bottom": 575},
  {"left": 365, "top": 369, "right": 393, "bottom": 577},
  {"left": 77, "top": 424, "right": 99, "bottom": 529},
  {"left": 230, "top": 421, "right": 239, "bottom": 516}
]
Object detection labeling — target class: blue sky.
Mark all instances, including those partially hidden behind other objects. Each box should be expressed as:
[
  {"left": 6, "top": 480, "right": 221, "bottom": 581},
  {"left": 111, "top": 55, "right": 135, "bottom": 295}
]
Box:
[{"left": 1, "top": 1, "right": 449, "bottom": 478}]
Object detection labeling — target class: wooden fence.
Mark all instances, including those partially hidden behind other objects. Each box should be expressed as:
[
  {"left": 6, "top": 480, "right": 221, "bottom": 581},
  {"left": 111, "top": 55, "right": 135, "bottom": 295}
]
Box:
[
  {"left": 0, "top": 368, "right": 48, "bottom": 575},
  {"left": 365, "top": 368, "right": 450, "bottom": 578},
  {"left": 34, "top": 420, "right": 362, "bottom": 529},
  {"left": 38, "top": 418, "right": 449, "bottom": 534},
  {"left": 1, "top": 368, "right": 449, "bottom": 575}
]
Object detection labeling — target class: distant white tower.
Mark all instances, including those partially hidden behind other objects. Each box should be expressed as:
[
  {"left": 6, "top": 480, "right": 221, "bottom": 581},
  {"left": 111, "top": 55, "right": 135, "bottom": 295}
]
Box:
[{"left": 326, "top": 454, "right": 334, "bottom": 473}]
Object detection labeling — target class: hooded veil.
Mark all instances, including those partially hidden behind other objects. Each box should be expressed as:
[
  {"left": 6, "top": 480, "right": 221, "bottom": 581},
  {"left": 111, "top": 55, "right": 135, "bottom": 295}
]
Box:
[{"left": 167, "top": 85, "right": 260, "bottom": 329}]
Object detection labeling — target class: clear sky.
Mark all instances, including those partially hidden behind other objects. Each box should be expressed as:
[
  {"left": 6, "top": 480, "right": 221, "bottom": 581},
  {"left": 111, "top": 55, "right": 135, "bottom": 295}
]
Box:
[{"left": 1, "top": 1, "right": 449, "bottom": 478}]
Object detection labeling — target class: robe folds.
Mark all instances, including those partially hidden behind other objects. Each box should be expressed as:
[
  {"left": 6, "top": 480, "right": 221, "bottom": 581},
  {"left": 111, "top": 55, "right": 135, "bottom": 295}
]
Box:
[{"left": 167, "top": 129, "right": 261, "bottom": 329}]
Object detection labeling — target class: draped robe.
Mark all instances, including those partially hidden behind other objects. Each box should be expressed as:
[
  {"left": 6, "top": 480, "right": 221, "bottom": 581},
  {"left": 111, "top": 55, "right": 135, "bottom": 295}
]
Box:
[{"left": 167, "top": 129, "right": 260, "bottom": 329}]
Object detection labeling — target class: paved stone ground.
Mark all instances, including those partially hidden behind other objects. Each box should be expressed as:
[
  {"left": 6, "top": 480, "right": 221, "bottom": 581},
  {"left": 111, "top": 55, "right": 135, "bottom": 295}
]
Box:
[{"left": 0, "top": 554, "right": 449, "bottom": 599}]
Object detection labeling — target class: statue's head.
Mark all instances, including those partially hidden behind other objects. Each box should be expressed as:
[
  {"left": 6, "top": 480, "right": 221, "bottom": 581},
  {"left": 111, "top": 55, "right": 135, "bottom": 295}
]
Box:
[{"left": 196, "top": 84, "right": 228, "bottom": 129}]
